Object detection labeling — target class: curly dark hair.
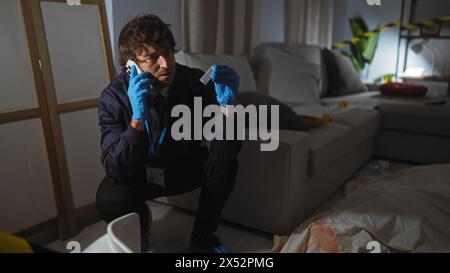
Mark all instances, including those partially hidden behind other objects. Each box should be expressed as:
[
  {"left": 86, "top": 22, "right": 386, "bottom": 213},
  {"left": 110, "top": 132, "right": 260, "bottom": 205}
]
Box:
[{"left": 118, "top": 14, "right": 176, "bottom": 71}]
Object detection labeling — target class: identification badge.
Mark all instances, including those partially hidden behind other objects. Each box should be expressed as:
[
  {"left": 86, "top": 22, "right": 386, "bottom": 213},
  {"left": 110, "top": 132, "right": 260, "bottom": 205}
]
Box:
[{"left": 145, "top": 167, "right": 165, "bottom": 187}]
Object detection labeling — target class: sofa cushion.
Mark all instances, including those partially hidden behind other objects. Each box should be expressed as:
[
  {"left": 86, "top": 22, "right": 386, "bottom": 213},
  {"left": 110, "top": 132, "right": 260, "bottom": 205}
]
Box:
[
  {"left": 308, "top": 123, "right": 354, "bottom": 176},
  {"left": 180, "top": 52, "right": 258, "bottom": 93},
  {"left": 175, "top": 50, "right": 187, "bottom": 66},
  {"left": 377, "top": 103, "right": 450, "bottom": 137},
  {"left": 284, "top": 44, "right": 329, "bottom": 98},
  {"left": 375, "top": 130, "right": 450, "bottom": 164},
  {"left": 258, "top": 47, "right": 320, "bottom": 104},
  {"left": 332, "top": 109, "right": 380, "bottom": 144},
  {"left": 323, "top": 48, "right": 368, "bottom": 96}
]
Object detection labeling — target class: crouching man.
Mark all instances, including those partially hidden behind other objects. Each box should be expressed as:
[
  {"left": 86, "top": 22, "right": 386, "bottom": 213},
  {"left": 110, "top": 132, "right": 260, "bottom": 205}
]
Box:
[{"left": 96, "top": 14, "right": 242, "bottom": 253}]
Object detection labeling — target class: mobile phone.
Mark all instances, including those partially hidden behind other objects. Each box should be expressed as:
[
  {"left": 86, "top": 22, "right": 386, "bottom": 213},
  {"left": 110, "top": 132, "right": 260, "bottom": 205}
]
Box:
[
  {"left": 125, "top": 59, "right": 159, "bottom": 88},
  {"left": 125, "top": 59, "right": 143, "bottom": 77}
]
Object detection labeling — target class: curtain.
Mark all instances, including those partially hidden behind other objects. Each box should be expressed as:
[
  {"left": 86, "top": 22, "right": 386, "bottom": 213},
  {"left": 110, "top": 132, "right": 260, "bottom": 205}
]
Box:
[
  {"left": 181, "top": 0, "right": 260, "bottom": 55},
  {"left": 284, "top": 0, "right": 334, "bottom": 47}
]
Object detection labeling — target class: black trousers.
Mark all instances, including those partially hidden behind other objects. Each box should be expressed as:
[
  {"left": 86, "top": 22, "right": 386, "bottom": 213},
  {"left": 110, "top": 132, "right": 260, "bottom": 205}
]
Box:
[{"left": 95, "top": 147, "right": 239, "bottom": 237}]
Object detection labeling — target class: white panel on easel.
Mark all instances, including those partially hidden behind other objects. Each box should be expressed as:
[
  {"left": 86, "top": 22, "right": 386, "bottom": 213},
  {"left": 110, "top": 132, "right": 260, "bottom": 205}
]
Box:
[
  {"left": 60, "top": 108, "right": 105, "bottom": 209},
  {"left": 0, "top": 119, "right": 56, "bottom": 233},
  {"left": 40, "top": 2, "right": 110, "bottom": 104},
  {"left": 0, "top": 0, "right": 38, "bottom": 113}
]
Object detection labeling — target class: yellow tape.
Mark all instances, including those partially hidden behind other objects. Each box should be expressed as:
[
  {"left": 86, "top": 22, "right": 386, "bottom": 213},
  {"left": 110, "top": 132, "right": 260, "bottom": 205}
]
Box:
[
  {"left": 338, "top": 101, "right": 349, "bottom": 109},
  {"left": 405, "top": 24, "right": 418, "bottom": 30},
  {"left": 302, "top": 114, "right": 333, "bottom": 127},
  {"left": 421, "top": 20, "right": 435, "bottom": 27},
  {"left": 333, "top": 15, "right": 449, "bottom": 49},
  {"left": 335, "top": 42, "right": 346, "bottom": 49}
]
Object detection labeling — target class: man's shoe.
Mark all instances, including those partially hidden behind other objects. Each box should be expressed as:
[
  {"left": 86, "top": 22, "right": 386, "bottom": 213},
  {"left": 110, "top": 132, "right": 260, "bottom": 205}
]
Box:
[
  {"left": 190, "top": 233, "right": 232, "bottom": 253},
  {"left": 211, "top": 244, "right": 232, "bottom": 253}
]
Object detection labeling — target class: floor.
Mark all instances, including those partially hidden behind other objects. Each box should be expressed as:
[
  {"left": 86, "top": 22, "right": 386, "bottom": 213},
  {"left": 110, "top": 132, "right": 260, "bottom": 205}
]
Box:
[
  {"left": 45, "top": 200, "right": 275, "bottom": 253},
  {"left": 45, "top": 158, "right": 412, "bottom": 253}
]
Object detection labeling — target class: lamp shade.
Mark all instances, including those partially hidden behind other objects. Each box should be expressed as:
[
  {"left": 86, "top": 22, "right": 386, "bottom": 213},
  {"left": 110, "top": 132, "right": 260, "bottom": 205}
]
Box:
[{"left": 411, "top": 40, "right": 426, "bottom": 54}]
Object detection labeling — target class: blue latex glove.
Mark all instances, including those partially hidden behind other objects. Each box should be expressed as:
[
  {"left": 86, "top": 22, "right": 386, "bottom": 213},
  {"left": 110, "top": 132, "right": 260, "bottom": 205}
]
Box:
[
  {"left": 127, "top": 66, "right": 154, "bottom": 121},
  {"left": 211, "top": 65, "right": 240, "bottom": 107}
]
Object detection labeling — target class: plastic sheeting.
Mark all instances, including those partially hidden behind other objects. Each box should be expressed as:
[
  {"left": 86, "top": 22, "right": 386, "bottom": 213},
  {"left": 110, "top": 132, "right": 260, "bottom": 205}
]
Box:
[{"left": 274, "top": 164, "right": 450, "bottom": 253}]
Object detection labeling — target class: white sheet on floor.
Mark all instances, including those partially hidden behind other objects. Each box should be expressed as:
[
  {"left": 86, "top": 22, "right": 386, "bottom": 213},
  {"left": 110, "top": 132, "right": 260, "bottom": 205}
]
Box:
[{"left": 275, "top": 164, "right": 450, "bottom": 253}]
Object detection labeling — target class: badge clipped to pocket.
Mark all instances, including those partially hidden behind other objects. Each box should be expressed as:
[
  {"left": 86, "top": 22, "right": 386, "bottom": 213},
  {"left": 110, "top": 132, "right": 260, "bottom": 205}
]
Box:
[{"left": 146, "top": 167, "right": 165, "bottom": 188}]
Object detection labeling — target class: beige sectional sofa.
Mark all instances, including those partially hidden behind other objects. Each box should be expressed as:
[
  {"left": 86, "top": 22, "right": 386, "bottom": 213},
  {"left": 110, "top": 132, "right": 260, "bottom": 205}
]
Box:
[{"left": 159, "top": 44, "right": 450, "bottom": 235}]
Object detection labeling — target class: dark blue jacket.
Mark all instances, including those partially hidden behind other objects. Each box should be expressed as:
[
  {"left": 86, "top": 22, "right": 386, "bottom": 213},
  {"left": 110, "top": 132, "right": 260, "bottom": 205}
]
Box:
[{"left": 98, "top": 63, "right": 241, "bottom": 185}]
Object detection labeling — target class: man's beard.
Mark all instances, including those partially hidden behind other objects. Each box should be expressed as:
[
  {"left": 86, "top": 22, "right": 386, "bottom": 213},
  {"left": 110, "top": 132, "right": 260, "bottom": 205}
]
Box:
[{"left": 155, "top": 67, "right": 174, "bottom": 88}]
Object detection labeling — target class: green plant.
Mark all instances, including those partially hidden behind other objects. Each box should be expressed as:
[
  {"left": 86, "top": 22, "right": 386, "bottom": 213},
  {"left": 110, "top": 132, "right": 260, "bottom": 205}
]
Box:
[{"left": 342, "top": 17, "right": 380, "bottom": 73}]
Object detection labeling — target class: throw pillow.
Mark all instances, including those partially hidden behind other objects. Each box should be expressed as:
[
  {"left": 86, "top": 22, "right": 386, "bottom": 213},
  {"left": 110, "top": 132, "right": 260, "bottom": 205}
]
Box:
[
  {"left": 379, "top": 83, "right": 428, "bottom": 97},
  {"left": 323, "top": 48, "right": 368, "bottom": 96},
  {"left": 284, "top": 44, "right": 329, "bottom": 98},
  {"left": 258, "top": 47, "right": 321, "bottom": 105}
]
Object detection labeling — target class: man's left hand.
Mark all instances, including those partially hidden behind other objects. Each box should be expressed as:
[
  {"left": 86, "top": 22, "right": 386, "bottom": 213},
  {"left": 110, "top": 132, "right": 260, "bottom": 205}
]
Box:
[{"left": 211, "top": 65, "right": 240, "bottom": 107}]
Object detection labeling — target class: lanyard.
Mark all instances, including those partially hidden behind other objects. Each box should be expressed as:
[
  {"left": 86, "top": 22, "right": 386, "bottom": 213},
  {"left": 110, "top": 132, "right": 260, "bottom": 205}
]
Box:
[
  {"left": 143, "top": 86, "right": 170, "bottom": 158},
  {"left": 144, "top": 106, "right": 169, "bottom": 158},
  {"left": 145, "top": 121, "right": 166, "bottom": 156}
]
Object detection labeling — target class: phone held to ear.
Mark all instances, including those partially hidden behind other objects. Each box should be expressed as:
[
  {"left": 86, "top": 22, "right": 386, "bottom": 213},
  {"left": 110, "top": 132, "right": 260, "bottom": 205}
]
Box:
[
  {"left": 126, "top": 59, "right": 159, "bottom": 88},
  {"left": 126, "top": 59, "right": 144, "bottom": 76}
]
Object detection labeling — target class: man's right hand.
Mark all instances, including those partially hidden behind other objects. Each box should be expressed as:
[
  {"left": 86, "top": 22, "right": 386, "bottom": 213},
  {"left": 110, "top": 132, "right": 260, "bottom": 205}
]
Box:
[{"left": 127, "top": 65, "right": 153, "bottom": 122}]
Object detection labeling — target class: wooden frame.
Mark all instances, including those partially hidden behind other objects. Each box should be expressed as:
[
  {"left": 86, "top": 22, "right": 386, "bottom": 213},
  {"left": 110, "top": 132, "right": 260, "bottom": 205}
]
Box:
[
  {"left": 0, "top": 109, "right": 41, "bottom": 124},
  {"left": 57, "top": 99, "right": 99, "bottom": 114},
  {"left": 8, "top": 0, "right": 116, "bottom": 240}
]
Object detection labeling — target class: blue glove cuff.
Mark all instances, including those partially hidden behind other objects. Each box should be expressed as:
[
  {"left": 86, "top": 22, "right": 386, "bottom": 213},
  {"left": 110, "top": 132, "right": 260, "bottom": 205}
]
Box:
[{"left": 132, "top": 113, "right": 146, "bottom": 122}]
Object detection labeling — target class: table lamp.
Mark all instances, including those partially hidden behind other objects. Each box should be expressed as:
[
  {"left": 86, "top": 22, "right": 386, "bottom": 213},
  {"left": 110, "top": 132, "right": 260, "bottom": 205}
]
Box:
[{"left": 411, "top": 39, "right": 436, "bottom": 76}]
